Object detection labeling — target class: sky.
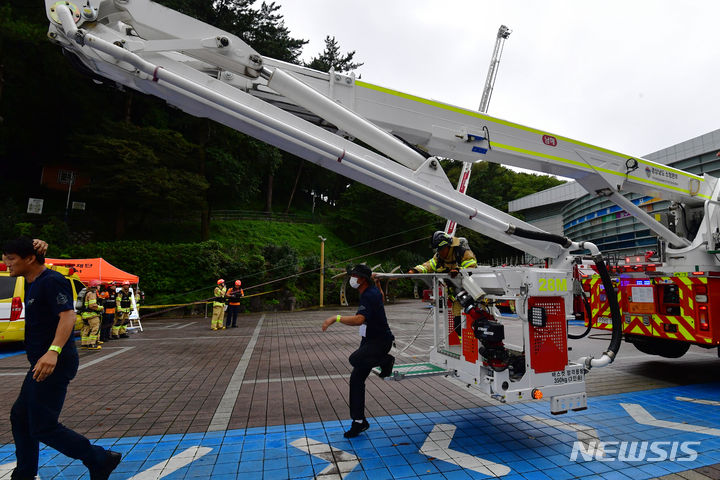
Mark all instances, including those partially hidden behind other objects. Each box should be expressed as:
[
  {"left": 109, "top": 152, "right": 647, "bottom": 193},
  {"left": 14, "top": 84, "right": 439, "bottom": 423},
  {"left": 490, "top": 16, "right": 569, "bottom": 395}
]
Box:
[{"left": 276, "top": 0, "right": 719, "bottom": 159}]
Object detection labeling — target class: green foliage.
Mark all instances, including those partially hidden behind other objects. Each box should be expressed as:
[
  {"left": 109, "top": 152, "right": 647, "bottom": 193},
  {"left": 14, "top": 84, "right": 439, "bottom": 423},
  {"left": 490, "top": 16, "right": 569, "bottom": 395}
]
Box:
[
  {"left": 46, "top": 221, "right": 354, "bottom": 308},
  {"left": 201, "top": 124, "right": 283, "bottom": 210},
  {"left": 0, "top": 199, "right": 24, "bottom": 241},
  {"left": 249, "top": 2, "right": 307, "bottom": 63},
  {"left": 262, "top": 244, "right": 299, "bottom": 276},
  {"left": 328, "top": 182, "right": 437, "bottom": 246},
  {"left": 432, "top": 161, "right": 567, "bottom": 261},
  {"left": 392, "top": 249, "right": 427, "bottom": 273},
  {"left": 461, "top": 161, "right": 565, "bottom": 211},
  {"left": 67, "top": 239, "right": 242, "bottom": 304},
  {"left": 0, "top": 4, "right": 46, "bottom": 43},
  {"left": 304, "top": 36, "right": 363, "bottom": 73},
  {"left": 156, "top": 0, "right": 307, "bottom": 63},
  {"left": 70, "top": 121, "right": 208, "bottom": 207},
  {"left": 13, "top": 223, "right": 33, "bottom": 237},
  {"left": 39, "top": 217, "right": 71, "bottom": 251}
]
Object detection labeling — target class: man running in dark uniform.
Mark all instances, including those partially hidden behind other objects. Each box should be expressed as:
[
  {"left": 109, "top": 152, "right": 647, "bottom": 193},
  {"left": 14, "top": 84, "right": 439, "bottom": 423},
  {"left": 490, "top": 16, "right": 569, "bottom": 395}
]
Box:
[
  {"left": 321, "top": 264, "right": 394, "bottom": 438},
  {"left": 2, "top": 237, "right": 121, "bottom": 480}
]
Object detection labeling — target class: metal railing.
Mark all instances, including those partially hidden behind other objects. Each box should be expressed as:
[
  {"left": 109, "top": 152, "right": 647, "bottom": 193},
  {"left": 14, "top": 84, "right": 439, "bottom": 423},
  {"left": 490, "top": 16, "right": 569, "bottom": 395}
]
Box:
[{"left": 210, "top": 209, "right": 318, "bottom": 223}]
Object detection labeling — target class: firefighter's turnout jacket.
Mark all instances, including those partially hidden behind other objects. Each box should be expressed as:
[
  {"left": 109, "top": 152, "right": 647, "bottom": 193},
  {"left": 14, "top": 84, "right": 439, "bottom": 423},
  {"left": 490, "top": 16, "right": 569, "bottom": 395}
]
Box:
[
  {"left": 81, "top": 290, "right": 103, "bottom": 347},
  {"left": 413, "top": 237, "right": 477, "bottom": 273},
  {"left": 213, "top": 285, "right": 227, "bottom": 306}
]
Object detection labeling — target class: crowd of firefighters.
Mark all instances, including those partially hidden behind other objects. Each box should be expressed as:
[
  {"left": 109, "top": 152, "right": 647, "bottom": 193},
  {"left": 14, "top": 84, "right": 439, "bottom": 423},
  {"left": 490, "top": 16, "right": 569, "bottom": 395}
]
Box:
[
  {"left": 211, "top": 279, "right": 245, "bottom": 330},
  {"left": 79, "top": 281, "right": 142, "bottom": 350}
]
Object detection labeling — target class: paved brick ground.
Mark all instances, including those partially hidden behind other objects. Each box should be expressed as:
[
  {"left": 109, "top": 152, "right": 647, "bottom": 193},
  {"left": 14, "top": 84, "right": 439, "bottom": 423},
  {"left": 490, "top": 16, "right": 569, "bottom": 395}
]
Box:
[{"left": 0, "top": 299, "right": 719, "bottom": 479}]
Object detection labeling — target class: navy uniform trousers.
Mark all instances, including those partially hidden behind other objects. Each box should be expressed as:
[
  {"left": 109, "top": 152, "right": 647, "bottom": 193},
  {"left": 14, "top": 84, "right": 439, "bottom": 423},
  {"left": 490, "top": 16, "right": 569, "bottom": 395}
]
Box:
[
  {"left": 348, "top": 337, "right": 393, "bottom": 421},
  {"left": 11, "top": 358, "right": 105, "bottom": 477}
]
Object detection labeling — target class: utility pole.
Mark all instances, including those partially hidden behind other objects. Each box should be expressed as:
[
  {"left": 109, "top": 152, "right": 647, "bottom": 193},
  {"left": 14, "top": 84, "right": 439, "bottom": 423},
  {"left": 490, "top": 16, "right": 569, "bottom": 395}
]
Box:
[
  {"left": 318, "top": 236, "right": 326, "bottom": 307},
  {"left": 445, "top": 24, "right": 512, "bottom": 237}
]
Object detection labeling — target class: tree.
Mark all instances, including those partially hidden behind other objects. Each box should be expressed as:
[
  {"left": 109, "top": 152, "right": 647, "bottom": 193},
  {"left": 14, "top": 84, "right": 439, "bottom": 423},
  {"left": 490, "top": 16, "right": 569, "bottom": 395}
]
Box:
[
  {"left": 157, "top": 0, "right": 306, "bottom": 63},
  {"left": 248, "top": 2, "right": 307, "bottom": 63},
  {"left": 156, "top": 0, "right": 306, "bottom": 216},
  {"left": 280, "top": 37, "right": 365, "bottom": 214},
  {"left": 304, "top": 36, "right": 363, "bottom": 73},
  {"left": 69, "top": 122, "right": 208, "bottom": 237}
]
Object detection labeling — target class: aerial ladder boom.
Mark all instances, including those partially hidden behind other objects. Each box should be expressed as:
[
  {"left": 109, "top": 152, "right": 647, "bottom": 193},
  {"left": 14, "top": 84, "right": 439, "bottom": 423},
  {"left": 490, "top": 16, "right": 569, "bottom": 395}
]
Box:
[
  {"left": 478, "top": 24, "right": 512, "bottom": 113},
  {"left": 256, "top": 56, "right": 720, "bottom": 268},
  {"left": 445, "top": 24, "right": 512, "bottom": 238},
  {"left": 43, "top": 0, "right": 718, "bottom": 409},
  {"left": 46, "top": 0, "right": 720, "bottom": 267}
]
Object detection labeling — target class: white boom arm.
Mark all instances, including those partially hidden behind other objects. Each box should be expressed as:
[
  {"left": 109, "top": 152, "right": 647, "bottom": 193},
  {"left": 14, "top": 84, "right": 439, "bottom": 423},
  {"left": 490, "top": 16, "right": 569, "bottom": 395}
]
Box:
[{"left": 45, "top": 0, "right": 720, "bottom": 270}]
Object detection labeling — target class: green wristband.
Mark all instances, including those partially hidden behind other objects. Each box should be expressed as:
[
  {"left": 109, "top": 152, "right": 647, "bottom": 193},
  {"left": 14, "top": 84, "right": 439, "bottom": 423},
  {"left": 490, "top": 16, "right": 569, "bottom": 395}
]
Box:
[
  {"left": 336, "top": 315, "right": 341, "bottom": 323},
  {"left": 49, "top": 345, "right": 62, "bottom": 354}
]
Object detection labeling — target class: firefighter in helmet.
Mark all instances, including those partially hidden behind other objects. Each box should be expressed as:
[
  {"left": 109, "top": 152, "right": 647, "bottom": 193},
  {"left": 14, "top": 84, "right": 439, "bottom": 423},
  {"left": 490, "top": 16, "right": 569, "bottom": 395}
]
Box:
[
  {"left": 225, "top": 280, "right": 244, "bottom": 328},
  {"left": 80, "top": 280, "right": 104, "bottom": 350},
  {"left": 113, "top": 281, "right": 133, "bottom": 338},
  {"left": 97, "top": 281, "right": 116, "bottom": 342},
  {"left": 211, "top": 279, "right": 227, "bottom": 330},
  {"left": 408, "top": 231, "right": 477, "bottom": 338}
]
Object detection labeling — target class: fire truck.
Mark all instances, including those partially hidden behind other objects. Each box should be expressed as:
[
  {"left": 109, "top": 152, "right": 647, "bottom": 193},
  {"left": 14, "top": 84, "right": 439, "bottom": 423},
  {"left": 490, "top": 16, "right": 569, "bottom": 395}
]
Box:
[
  {"left": 580, "top": 250, "right": 719, "bottom": 358},
  {"left": 42, "top": 0, "right": 719, "bottom": 412}
]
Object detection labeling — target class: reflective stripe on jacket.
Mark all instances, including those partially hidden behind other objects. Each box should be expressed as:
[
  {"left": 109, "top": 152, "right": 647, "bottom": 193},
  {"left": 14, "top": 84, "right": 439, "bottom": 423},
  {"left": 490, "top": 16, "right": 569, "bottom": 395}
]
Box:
[
  {"left": 213, "top": 286, "right": 227, "bottom": 306},
  {"left": 81, "top": 291, "right": 102, "bottom": 319},
  {"left": 413, "top": 239, "right": 477, "bottom": 273}
]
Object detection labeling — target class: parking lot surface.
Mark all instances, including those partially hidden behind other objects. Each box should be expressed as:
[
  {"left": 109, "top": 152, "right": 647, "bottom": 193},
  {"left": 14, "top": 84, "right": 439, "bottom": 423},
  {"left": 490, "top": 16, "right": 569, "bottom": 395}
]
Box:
[{"left": 1, "top": 300, "right": 719, "bottom": 479}]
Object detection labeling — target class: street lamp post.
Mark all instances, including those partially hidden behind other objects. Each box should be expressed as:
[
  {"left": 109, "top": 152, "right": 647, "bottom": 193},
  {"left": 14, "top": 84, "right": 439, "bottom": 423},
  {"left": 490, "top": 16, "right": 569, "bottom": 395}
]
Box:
[
  {"left": 64, "top": 171, "right": 75, "bottom": 221},
  {"left": 318, "top": 236, "right": 327, "bottom": 307}
]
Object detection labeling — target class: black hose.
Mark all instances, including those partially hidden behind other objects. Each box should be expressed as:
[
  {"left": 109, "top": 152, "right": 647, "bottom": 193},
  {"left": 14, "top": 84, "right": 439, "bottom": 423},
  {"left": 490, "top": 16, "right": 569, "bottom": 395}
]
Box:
[
  {"left": 568, "top": 295, "right": 593, "bottom": 340},
  {"left": 590, "top": 253, "right": 622, "bottom": 359},
  {"left": 508, "top": 226, "right": 573, "bottom": 248}
]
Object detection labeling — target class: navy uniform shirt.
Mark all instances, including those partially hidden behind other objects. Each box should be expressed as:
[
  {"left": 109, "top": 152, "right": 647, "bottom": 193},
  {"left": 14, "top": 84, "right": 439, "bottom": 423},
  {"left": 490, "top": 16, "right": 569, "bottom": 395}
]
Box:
[
  {"left": 24, "top": 268, "right": 78, "bottom": 368},
  {"left": 356, "top": 285, "right": 394, "bottom": 342}
]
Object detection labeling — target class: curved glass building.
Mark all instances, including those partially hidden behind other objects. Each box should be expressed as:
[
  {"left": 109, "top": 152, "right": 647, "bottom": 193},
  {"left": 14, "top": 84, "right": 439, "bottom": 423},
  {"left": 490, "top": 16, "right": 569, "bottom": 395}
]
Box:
[{"left": 509, "top": 129, "right": 720, "bottom": 258}]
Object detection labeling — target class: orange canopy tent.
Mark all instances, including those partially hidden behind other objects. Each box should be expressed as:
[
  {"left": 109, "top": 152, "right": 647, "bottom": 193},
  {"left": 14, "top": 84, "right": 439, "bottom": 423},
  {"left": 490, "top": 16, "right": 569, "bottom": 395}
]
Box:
[{"left": 46, "top": 258, "right": 139, "bottom": 284}]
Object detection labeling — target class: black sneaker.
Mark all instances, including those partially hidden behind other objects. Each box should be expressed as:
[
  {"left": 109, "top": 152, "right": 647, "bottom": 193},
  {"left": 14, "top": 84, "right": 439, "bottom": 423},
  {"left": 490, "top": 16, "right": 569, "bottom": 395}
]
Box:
[
  {"left": 119, "top": 333, "right": 129, "bottom": 338},
  {"left": 343, "top": 419, "right": 369, "bottom": 438},
  {"left": 89, "top": 450, "right": 121, "bottom": 480},
  {"left": 10, "top": 469, "right": 35, "bottom": 480},
  {"left": 379, "top": 355, "right": 395, "bottom": 378}
]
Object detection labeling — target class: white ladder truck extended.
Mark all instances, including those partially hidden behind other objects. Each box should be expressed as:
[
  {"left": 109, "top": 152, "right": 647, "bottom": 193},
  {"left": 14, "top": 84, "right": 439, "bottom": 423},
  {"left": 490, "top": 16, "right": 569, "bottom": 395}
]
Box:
[
  {"left": 445, "top": 24, "right": 511, "bottom": 237},
  {"left": 44, "top": 1, "right": 720, "bottom": 413}
]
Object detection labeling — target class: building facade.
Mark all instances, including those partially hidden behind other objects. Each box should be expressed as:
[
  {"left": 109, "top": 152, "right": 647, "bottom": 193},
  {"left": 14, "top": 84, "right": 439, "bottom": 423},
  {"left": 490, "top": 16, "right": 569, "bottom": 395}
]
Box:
[{"left": 508, "top": 129, "right": 720, "bottom": 260}]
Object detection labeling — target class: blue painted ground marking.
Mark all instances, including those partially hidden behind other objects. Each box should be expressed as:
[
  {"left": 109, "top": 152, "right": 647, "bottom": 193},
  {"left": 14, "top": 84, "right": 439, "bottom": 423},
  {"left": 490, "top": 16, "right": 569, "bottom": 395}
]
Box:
[
  {"left": 0, "top": 347, "right": 24, "bottom": 360},
  {"left": 1, "top": 383, "right": 720, "bottom": 479}
]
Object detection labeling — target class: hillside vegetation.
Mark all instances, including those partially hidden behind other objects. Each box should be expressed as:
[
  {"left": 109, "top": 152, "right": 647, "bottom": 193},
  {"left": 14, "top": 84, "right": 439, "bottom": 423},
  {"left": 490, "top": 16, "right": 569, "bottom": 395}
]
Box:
[{"left": 56, "top": 220, "right": 413, "bottom": 309}]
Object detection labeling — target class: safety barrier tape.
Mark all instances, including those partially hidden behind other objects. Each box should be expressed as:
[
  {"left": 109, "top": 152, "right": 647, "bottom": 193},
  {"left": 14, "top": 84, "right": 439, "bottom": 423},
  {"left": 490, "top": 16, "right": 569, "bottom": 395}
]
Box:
[{"left": 138, "top": 289, "right": 283, "bottom": 310}]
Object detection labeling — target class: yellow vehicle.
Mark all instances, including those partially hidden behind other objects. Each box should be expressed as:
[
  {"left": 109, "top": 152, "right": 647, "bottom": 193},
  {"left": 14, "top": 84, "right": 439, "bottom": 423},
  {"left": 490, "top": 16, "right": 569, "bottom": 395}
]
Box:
[{"left": 0, "top": 264, "right": 85, "bottom": 343}]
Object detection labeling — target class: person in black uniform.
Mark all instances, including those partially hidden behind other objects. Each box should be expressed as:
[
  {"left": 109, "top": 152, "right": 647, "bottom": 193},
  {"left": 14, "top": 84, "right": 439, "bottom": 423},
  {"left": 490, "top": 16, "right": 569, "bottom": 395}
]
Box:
[
  {"left": 1, "top": 237, "right": 121, "bottom": 480},
  {"left": 321, "top": 264, "right": 395, "bottom": 438},
  {"left": 98, "top": 282, "right": 116, "bottom": 342}
]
